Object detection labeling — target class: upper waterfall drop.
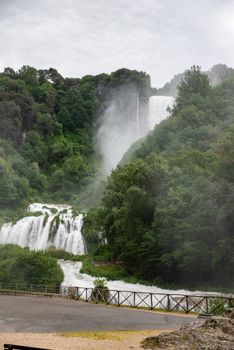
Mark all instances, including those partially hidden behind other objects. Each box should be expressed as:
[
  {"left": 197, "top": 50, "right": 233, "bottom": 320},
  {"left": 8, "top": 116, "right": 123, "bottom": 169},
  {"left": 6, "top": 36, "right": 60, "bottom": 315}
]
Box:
[
  {"left": 97, "top": 89, "right": 149, "bottom": 175},
  {"left": 149, "top": 96, "right": 174, "bottom": 129},
  {"left": 0, "top": 203, "right": 86, "bottom": 255}
]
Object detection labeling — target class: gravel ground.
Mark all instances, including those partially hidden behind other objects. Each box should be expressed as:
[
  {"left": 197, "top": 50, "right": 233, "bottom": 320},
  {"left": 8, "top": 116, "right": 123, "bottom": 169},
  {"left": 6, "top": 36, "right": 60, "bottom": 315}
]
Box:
[{"left": 0, "top": 330, "right": 172, "bottom": 350}]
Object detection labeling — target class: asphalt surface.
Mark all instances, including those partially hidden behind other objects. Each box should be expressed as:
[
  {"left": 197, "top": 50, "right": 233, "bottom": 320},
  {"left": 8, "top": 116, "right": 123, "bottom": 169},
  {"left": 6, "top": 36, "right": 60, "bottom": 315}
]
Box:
[{"left": 0, "top": 295, "right": 199, "bottom": 332}]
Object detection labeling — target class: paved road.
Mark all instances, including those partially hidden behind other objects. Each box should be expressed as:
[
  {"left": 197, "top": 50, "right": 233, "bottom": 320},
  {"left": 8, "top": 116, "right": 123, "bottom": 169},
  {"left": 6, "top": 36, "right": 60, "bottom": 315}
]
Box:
[{"left": 0, "top": 295, "right": 199, "bottom": 332}]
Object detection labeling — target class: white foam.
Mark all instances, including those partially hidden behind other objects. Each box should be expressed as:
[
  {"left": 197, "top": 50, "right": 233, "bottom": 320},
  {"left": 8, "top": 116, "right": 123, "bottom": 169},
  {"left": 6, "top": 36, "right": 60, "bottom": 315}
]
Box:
[{"left": 0, "top": 203, "right": 86, "bottom": 255}]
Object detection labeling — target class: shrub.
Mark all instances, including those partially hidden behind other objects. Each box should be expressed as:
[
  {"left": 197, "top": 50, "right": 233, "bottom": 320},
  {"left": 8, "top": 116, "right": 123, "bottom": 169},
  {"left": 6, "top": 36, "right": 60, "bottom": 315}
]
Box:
[
  {"left": 209, "top": 297, "right": 234, "bottom": 315},
  {"left": 91, "top": 278, "right": 110, "bottom": 303}
]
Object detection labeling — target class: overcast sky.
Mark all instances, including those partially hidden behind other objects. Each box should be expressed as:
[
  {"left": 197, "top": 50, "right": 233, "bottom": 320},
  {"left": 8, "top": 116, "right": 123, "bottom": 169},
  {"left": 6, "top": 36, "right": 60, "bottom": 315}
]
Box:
[{"left": 0, "top": 0, "right": 234, "bottom": 87}]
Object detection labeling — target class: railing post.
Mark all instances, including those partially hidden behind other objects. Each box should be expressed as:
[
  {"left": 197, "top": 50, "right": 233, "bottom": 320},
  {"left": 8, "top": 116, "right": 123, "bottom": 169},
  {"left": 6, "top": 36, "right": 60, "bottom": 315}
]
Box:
[
  {"left": 185, "top": 295, "right": 189, "bottom": 313},
  {"left": 85, "top": 288, "right": 88, "bottom": 302},
  {"left": 45, "top": 285, "right": 48, "bottom": 293},
  {"left": 95, "top": 289, "right": 99, "bottom": 304},
  {"left": 117, "top": 291, "right": 120, "bottom": 306},
  {"left": 206, "top": 297, "right": 209, "bottom": 314},
  {"left": 133, "top": 292, "right": 136, "bottom": 307},
  {"left": 150, "top": 293, "right": 153, "bottom": 310},
  {"left": 167, "top": 294, "right": 171, "bottom": 311}
]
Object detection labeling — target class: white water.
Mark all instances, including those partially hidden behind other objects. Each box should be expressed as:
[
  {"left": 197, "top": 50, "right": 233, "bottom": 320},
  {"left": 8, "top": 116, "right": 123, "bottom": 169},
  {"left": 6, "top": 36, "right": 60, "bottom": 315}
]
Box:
[
  {"left": 0, "top": 203, "right": 86, "bottom": 255},
  {"left": 149, "top": 96, "right": 174, "bottom": 129},
  {"left": 59, "top": 260, "right": 221, "bottom": 297},
  {"left": 97, "top": 91, "right": 148, "bottom": 175},
  {"left": 58, "top": 260, "right": 219, "bottom": 312}
]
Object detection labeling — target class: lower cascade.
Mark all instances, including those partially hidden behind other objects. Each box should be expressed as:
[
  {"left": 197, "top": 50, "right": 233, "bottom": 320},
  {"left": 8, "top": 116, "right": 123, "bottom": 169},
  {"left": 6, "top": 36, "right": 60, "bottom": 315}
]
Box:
[{"left": 0, "top": 203, "right": 86, "bottom": 255}]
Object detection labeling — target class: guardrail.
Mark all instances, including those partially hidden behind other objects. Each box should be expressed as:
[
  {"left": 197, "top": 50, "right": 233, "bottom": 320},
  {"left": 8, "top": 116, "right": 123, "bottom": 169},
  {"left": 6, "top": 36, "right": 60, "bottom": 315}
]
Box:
[
  {"left": 0, "top": 282, "right": 233, "bottom": 315},
  {"left": 65, "top": 286, "right": 234, "bottom": 315},
  {"left": 0, "top": 282, "right": 60, "bottom": 294}
]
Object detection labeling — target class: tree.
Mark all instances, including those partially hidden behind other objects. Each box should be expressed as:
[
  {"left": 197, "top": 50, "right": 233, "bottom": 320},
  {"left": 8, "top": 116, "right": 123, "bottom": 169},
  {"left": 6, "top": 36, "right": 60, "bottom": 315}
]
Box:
[
  {"left": 0, "top": 101, "right": 22, "bottom": 143},
  {"left": 175, "top": 65, "right": 211, "bottom": 112}
]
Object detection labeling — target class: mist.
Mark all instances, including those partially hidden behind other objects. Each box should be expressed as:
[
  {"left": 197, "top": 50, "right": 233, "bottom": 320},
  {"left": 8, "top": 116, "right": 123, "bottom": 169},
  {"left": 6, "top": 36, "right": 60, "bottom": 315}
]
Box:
[{"left": 96, "top": 86, "right": 149, "bottom": 175}]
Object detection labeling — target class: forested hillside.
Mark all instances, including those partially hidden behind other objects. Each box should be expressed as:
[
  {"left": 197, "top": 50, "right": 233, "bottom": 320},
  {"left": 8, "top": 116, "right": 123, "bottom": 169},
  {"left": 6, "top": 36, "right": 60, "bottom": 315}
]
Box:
[
  {"left": 91, "top": 66, "right": 234, "bottom": 289},
  {"left": 1, "top": 63, "right": 233, "bottom": 290},
  {"left": 0, "top": 244, "right": 63, "bottom": 285},
  {"left": 0, "top": 66, "right": 150, "bottom": 223},
  {"left": 156, "top": 63, "right": 233, "bottom": 96}
]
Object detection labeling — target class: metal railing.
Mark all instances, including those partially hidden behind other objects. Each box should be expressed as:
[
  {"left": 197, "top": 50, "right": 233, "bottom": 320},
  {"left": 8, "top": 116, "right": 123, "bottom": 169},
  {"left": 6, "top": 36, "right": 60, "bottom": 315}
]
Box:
[
  {"left": 0, "top": 282, "right": 233, "bottom": 315},
  {"left": 64, "top": 286, "right": 234, "bottom": 315},
  {"left": 0, "top": 282, "right": 60, "bottom": 294}
]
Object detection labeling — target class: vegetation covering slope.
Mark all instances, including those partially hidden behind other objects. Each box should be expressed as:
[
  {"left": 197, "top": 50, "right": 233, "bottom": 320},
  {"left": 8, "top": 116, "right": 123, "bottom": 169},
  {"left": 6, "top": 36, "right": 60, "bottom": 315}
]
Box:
[
  {"left": 155, "top": 63, "right": 233, "bottom": 96},
  {"left": 0, "top": 244, "right": 63, "bottom": 285},
  {"left": 90, "top": 66, "right": 234, "bottom": 289},
  {"left": 0, "top": 66, "right": 150, "bottom": 223},
  {"left": 0, "top": 65, "right": 151, "bottom": 286},
  {"left": 1, "top": 63, "right": 233, "bottom": 290}
]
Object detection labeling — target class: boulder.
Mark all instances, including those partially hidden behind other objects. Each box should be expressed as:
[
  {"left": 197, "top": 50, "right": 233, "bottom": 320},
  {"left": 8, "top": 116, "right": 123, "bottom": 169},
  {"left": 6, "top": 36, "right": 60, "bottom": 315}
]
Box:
[{"left": 141, "top": 309, "right": 234, "bottom": 349}]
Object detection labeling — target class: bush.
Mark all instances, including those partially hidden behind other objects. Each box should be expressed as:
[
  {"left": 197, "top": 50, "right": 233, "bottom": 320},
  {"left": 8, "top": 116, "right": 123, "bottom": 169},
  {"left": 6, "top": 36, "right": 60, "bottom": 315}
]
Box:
[
  {"left": 91, "top": 278, "right": 110, "bottom": 303},
  {"left": 80, "top": 257, "right": 128, "bottom": 280},
  {"left": 0, "top": 244, "right": 64, "bottom": 285},
  {"left": 92, "top": 245, "right": 113, "bottom": 262},
  {"left": 209, "top": 297, "right": 234, "bottom": 315}
]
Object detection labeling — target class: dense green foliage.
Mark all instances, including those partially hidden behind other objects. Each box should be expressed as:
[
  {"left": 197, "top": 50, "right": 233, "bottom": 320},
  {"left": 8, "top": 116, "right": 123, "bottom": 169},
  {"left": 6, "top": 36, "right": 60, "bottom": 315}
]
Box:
[
  {"left": 0, "top": 244, "right": 63, "bottom": 285},
  {"left": 0, "top": 65, "right": 151, "bottom": 286},
  {"left": 46, "top": 248, "right": 86, "bottom": 261},
  {"left": 0, "top": 66, "right": 150, "bottom": 220},
  {"left": 95, "top": 66, "right": 234, "bottom": 288},
  {"left": 1, "top": 63, "right": 234, "bottom": 291},
  {"left": 80, "top": 256, "right": 128, "bottom": 280},
  {"left": 156, "top": 63, "right": 233, "bottom": 97}
]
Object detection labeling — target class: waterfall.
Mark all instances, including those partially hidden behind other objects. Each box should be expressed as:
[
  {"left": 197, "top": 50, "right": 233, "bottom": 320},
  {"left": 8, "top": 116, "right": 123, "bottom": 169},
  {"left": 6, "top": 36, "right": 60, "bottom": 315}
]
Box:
[
  {"left": 97, "top": 89, "right": 149, "bottom": 175},
  {"left": 0, "top": 203, "right": 86, "bottom": 255},
  {"left": 149, "top": 96, "right": 174, "bottom": 129},
  {"left": 136, "top": 93, "right": 140, "bottom": 138}
]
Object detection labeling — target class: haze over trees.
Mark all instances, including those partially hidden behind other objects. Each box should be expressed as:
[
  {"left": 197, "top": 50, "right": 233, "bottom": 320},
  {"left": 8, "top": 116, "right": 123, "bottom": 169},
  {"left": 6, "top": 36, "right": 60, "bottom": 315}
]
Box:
[
  {"left": 91, "top": 66, "right": 234, "bottom": 288},
  {"left": 0, "top": 66, "right": 150, "bottom": 223},
  {"left": 156, "top": 63, "right": 233, "bottom": 97},
  {"left": 0, "top": 64, "right": 233, "bottom": 290}
]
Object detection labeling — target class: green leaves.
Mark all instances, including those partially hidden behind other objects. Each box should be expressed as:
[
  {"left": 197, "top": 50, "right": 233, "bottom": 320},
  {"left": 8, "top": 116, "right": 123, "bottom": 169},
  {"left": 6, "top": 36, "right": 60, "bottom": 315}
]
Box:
[
  {"left": 0, "top": 65, "right": 152, "bottom": 209},
  {"left": 175, "top": 65, "right": 211, "bottom": 111},
  {"left": 95, "top": 66, "right": 234, "bottom": 288},
  {"left": 0, "top": 245, "right": 63, "bottom": 285}
]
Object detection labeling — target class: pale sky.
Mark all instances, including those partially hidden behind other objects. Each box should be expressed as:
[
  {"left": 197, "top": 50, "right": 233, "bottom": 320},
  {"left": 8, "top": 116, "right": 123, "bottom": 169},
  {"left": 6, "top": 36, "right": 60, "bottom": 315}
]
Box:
[{"left": 0, "top": 0, "right": 234, "bottom": 87}]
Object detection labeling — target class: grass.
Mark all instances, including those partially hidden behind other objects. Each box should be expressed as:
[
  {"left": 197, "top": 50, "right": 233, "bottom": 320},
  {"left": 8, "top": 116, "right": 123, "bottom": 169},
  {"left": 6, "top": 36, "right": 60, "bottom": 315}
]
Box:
[
  {"left": 59, "top": 331, "right": 121, "bottom": 341},
  {"left": 59, "top": 330, "right": 159, "bottom": 341},
  {"left": 80, "top": 257, "right": 129, "bottom": 280},
  {"left": 46, "top": 248, "right": 87, "bottom": 262}
]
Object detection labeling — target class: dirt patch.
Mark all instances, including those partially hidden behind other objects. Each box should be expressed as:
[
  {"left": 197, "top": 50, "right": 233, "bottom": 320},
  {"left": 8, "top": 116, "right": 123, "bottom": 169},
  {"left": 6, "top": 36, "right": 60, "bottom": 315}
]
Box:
[{"left": 0, "top": 330, "right": 172, "bottom": 350}]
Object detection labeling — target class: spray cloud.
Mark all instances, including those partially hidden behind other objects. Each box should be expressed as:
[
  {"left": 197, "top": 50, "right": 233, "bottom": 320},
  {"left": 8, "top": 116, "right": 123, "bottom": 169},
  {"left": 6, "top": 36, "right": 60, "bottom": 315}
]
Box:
[{"left": 96, "top": 85, "right": 149, "bottom": 175}]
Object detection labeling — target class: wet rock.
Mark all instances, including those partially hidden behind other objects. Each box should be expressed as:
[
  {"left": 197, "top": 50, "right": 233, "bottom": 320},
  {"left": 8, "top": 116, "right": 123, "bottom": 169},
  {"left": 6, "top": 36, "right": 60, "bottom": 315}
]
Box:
[{"left": 141, "top": 309, "right": 234, "bottom": 349}]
